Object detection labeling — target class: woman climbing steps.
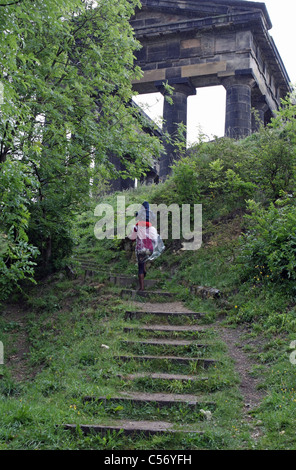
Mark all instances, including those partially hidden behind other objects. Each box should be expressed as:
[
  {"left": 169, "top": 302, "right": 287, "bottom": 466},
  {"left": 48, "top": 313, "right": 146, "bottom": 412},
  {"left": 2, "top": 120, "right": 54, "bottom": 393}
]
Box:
[{"left": 129, "top": 201, "right": 158, "bottom": 291}]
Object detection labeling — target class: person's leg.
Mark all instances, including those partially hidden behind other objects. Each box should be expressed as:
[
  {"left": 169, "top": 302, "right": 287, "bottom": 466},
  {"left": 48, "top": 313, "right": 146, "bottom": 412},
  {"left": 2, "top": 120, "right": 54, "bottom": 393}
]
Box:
[
  {"left": 138, "top": 273, "right": 144, "bottom": 291},
  {"left": 138, "top": 258, "right": 145, "bottom": 291}
]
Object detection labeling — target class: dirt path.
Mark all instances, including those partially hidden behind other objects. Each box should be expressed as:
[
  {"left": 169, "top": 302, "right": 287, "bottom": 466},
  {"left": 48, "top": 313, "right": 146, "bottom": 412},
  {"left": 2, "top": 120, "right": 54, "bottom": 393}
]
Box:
[{"left": 216, "top": 324, "right": 265, "bottom": 409}]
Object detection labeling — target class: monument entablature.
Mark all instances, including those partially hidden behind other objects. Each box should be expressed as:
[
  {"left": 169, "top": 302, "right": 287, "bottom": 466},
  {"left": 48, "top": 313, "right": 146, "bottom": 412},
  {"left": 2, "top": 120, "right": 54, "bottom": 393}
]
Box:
[{"left": 130, "top": 1, "right": 291, "bottom": 178}]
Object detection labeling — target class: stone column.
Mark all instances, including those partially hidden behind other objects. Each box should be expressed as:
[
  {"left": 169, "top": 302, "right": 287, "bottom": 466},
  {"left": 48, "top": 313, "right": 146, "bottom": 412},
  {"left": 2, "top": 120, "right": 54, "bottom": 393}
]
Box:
[
  {"left": 223, "top": 74, "right": 256, "bottom": 139},
  {"left": 251, "top": 95, "right": 270, "bottom": 132},
  {"left": 155, "top": 78, "right": 196, "bottom": 179}
]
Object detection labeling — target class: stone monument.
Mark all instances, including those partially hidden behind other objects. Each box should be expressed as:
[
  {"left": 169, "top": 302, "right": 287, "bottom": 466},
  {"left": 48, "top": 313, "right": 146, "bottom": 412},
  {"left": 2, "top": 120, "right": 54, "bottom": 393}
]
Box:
[{"left": 131, "top": 0, "right": 291, "bottom": 178}]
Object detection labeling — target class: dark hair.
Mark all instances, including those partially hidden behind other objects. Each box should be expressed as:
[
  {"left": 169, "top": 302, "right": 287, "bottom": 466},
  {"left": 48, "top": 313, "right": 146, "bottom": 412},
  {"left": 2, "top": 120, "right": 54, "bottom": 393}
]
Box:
[
  {"left": 136, "top": 201, "right": 155, "bottom": 223},
  {"left": 142, "top": 201, "right": 150, "bottom": 222}
]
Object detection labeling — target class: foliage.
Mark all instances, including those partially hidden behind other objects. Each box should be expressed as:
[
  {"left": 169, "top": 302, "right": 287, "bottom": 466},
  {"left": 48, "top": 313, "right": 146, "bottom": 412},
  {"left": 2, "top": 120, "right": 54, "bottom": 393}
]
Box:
[
  {"left": 0, "top": 158, "right": 39, "bottom": 300},
  {"left": 236, "top": 196, "right": 296, "bottom": 289},
  {"left": 0, "top": 0, "right": 163, "bottom": 283},
  {"left": 247, "top": 128, "right": 296, "bottom": 203},
  {"left": 164, "top": 92, "right": 296, "bottom": 220}
]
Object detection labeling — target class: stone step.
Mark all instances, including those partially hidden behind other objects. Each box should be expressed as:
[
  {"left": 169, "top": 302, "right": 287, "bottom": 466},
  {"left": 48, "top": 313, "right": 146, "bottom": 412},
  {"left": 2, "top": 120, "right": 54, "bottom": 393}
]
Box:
[
  {"left": 63, "top": 420, "right": 202, "bottom": 436},
  {"left": 109, "top": 275, "right": 159, "bottom": 289},
  {"left": 125, "top": 310, "right": 205, "bottom": 320},
  {"left": 121, "top": 339, "right": 209, "bottom": 348},
  {"left": 75, "top": 259, "right": 101, "bottom": 266},
  {"left": 75, "top": 260, "right": 108, "bottom": 271},
  {"left": 121, "top": 289, "right": 175, "bottom": 300},
  {"left": 123, "top": 325, "right": 206, "bottom": 337},
  {"left": 124, "top": 324, "right": 205, "bottom": 333},
  {"left": 118, "top": 372, "right": 209, "bottom": 382},
  {"left": 79, "top": 262, "right": 103, "bottom": 269},
  {"left": 83, "top": 391, "right": 215, "bottom": 408},
  {"left": 190, "top": 285, "right": 222, "bottom": 300},
  {"left": 114, "top": 355, "right": 216, "bottom": 368}
]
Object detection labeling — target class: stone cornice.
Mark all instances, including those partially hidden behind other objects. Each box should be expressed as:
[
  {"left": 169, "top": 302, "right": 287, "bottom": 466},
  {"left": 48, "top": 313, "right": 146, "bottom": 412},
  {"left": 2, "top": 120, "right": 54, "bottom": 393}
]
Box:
[
  {"left": 132, "top": 8, "right": 290, "bottom": 94},
  {"left": 132, "top": 10, "right": 268, "bottom": 38},
  {"left": 134, "top": 0, "right": 272, "bottom": 29}
]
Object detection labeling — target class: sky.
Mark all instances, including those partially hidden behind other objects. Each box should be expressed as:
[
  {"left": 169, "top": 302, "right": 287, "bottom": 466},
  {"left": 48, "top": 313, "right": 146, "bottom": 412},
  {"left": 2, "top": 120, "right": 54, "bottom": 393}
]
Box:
[{"left": 133, "top": 0, "right": 296, "bottom": 144}]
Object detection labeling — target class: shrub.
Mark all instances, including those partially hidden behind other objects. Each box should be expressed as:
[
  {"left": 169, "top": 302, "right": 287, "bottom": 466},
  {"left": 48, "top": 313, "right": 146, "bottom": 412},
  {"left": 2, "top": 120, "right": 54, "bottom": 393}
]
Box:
[{"left": 236, "top": 197, "right": 296, "bottom": 289}]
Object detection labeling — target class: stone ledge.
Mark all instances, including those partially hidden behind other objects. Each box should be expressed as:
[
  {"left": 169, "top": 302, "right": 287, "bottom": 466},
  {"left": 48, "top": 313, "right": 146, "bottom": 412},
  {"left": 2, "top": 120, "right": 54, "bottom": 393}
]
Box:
[{"left": 63, "top": 420, "right": 202, "bottom": 436}]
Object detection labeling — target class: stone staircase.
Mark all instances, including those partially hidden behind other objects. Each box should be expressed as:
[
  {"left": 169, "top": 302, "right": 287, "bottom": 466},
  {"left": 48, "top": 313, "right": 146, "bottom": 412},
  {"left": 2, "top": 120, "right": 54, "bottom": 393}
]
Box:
[{"left": 63, "top": 262, "right": 222, "bottom": 438}]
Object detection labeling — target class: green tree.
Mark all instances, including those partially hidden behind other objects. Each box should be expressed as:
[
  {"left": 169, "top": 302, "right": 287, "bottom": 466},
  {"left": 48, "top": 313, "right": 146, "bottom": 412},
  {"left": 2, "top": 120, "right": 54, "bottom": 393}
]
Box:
[{"left": 0, "top": 0, "right": 163, "bottom": 283}]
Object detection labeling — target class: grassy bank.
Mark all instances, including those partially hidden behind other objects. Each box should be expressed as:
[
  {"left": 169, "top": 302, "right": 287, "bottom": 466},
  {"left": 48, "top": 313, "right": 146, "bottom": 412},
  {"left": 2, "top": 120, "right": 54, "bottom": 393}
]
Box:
[
  {"left": 0, "top": 270, "right": 242, "bottom": 450},
  {"left": 1, "top": 201, "right": 296, "bottom": 449}
]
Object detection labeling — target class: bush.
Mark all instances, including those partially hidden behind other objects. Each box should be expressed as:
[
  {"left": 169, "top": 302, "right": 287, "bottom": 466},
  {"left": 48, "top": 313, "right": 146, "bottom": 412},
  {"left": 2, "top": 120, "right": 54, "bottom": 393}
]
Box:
[{"left": 236, "top": 197, "right": 296, "bottom": 289}]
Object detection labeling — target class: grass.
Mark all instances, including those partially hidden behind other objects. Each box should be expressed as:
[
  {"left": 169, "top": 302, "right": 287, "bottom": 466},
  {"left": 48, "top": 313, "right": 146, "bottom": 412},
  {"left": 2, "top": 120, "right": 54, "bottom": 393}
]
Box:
[
  {"left": 2, "top": 186, "right": 296, "bottom": 450},
  {"left": 0, "top": 265, "right": 290, "bottom": 449},
  {"left": 0, "top": 263, "right": 250, "bottom": 450},
  {"left": 0, "top": 262, "right": 295, "bottom": 450}
]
